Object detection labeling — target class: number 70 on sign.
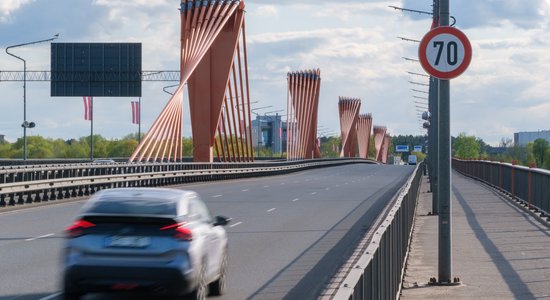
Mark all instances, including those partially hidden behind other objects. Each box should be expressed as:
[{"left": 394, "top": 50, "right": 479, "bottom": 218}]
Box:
[{"left": 418, "top": 26, "right": 472, "bottom": 80}]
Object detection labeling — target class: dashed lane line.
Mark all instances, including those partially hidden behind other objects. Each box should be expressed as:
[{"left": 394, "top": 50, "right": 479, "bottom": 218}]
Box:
[
  {"left": 39, "top": 292, "right": 61, "bottom": 300},
  {"left": 229, "top": 221, "right": 243, "bottom": 228},
  {"left": 26, "top": 233, "right": 55, "bottom": 241},
  {"left": 267, "top": 208, "right": 276, "bottom": 212}
]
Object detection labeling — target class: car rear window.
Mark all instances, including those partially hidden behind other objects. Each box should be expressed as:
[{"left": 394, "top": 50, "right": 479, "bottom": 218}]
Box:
[{"left": 84, "top": 198, "right": 177, "bottom": 216}]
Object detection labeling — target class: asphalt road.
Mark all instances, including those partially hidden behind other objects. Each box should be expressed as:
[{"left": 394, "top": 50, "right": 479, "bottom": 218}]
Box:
[{"left": 0, "top": 164, "right": 414, "bottom": 300}]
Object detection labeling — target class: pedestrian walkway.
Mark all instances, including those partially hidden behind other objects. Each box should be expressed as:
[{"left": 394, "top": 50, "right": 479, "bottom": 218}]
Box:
[{"left": 401, "top": 172, "right": 550, "bottom": 299}]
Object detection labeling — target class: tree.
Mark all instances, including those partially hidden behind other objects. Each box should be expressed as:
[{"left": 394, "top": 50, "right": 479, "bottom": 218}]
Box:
[
  {"left": 532, "top": 138, "right": 549, "bottom": 167},
  {"left": 453, "top": 133, "right": 480, "bottom": 159}
]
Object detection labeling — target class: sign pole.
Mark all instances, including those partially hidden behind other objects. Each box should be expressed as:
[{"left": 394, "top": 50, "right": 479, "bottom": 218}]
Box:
[
  {"left": 419, "top": 0, "right": 470, "bottom": 286},
  {"left": 438, "top": 0, "right": 452, "bottom": 284},
  {"left": 90, "top": 97, "right": 94, "bottom": 161},
  {"left": 431, "top": 0, "right": 439, "bottom": 215}
]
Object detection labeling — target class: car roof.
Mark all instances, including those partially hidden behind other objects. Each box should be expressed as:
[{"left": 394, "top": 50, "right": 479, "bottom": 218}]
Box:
[
  {"left": 94, "top": 188, "right": 196, "bottom": 200},
  {"left": 81, "top": 188, "right": 198, "bottom": 217}
]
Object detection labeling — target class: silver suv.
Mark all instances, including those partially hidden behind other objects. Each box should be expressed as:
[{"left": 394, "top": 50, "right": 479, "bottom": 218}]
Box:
[{"left": 62, "top": 188, "right": 229, "bottom": 300}]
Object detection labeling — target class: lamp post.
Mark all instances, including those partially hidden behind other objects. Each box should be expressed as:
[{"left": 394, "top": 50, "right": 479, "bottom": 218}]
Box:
[{"left": 6, "top": 34, "right": 59, "bottom": 160}]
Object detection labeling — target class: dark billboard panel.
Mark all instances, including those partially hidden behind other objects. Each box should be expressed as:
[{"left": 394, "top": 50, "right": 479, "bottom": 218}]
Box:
[{"left": 51, "top": 43, "right": 142, "bottom": 97}]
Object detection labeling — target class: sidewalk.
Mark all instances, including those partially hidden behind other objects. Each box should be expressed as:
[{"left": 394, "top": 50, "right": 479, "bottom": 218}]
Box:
[{"left": 401, "top": 172, "right": 550, "bottom": 299}]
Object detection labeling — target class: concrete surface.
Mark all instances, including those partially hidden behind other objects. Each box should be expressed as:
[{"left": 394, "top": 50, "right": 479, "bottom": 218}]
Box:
[{"left": 401, "top": 172, "right": 550, "bottom": 299}]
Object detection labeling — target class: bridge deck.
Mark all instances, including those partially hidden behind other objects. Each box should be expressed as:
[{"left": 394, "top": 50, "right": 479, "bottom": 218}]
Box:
[{"left": 402, "top": 171, "right": 550, "bottom": 299}]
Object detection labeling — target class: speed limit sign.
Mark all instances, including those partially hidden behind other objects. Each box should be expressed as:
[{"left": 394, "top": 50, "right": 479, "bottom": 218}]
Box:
[{"left": 418, "top": 26, "right": 472, "bottom": 80}]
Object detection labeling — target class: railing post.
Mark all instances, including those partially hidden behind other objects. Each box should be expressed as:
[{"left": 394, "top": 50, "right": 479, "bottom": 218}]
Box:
[{"left": 511, "top": 161, "right": 516, "bottom": 199}]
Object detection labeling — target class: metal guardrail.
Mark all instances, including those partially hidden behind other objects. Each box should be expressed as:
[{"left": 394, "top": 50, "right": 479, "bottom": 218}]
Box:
[
  {"left": 332, "top": 163, "right": 423, "bottom": 300},
  {"left": 0, "top": 158, "right": 375, "bottom": 207},
  {"left": 452, "top": 158, "right": 550, "bottom": 217}
]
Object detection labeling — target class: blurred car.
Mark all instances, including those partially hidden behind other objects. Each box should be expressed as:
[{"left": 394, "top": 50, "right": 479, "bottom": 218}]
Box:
[
  {"left": 62, "top": 188, "right": 230, "bottom": 300},
  {"left": 92, "top": 159, "right": 116, "bottom": 164},
  {"left": 408, "top": 155, "right": 417, "bottom": 165}
]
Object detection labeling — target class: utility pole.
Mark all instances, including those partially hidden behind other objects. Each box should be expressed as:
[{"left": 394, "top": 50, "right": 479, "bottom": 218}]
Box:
[
  {"left": 431, "top": 0, "right": 440, "bottom": 214},
  {"left": 437, "top": 0, "right": 453, "bottom": 284}
]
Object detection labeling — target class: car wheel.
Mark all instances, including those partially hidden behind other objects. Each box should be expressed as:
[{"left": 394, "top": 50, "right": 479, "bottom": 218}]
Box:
[
  {"left": 209, "top": 253, "right": 227, "bottom": 296},
  {"left": 185, "top": 262, "right": 207, "bottom": 300}
]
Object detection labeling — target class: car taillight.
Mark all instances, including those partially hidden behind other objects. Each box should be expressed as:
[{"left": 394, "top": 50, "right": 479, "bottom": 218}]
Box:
[
  {"left": 160, "top": 223, "right": 193, "bottom": 241},
  {"left": 65, "top": 219, "right": 95, "bottom": 238}
]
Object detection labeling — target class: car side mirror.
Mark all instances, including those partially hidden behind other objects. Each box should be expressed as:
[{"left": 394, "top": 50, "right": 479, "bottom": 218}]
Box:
[{"left": 213, "top": 215, "right": 231, "bottom": 226}]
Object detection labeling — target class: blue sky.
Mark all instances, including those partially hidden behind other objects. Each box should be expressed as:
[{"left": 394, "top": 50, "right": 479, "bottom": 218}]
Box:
[{"left": 1, "top": 0, "right": 549, "bottom": 146}]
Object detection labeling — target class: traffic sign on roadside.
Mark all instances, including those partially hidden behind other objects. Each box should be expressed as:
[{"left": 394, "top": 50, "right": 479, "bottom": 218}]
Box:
[
  {"left": 418, "top": 26, "right": 472, "bottom": 80},
  {"left": 396, "top": 145, "right": 409, "bottom": 152}
]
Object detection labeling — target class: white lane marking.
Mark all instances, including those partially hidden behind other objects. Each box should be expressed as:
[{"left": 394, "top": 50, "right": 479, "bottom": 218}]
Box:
[
  {"left": 263, "top": 185, "right": 270, "bottom": 188},
  {"left": 292, "top": 198, "right": 299, "bottom": 202},
  {"left": 335, "top": 185, "right": 340, "bottom": 188},
  {"left": 311, "top": 192, "right": 317, "bottom": 195},
  {"left": 280, "top": 182, "right": 286, "bottom": 185},
  {"left": 26, "top": 233, "right": 54, "bottom": 241},
  {"left": 325, "top": 188, "right": 330, "bottom": 191},
  {"left": 242, "top": 189, "right": 249, "bottom": 192},
  {"left": 267, "top": 208, "right": 276, "bottom": 212},
  {"left": 229, "top": 221, "right": 243, "bottom": 228},
  {"left": 212, "top": 194, "right": 222, "bottom": 198},
  {"left": 39, "top": 292, "right": 61, "bottom": 300}
]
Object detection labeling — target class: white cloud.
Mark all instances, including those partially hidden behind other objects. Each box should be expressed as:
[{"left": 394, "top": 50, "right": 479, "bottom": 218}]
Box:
[
  {"left": 1, "top": 0, "right": 550, "bottom": 145},
  {"left": 255, "top": 5, "right": 278, "bottom": 17},
  {"left": 0, "top": 0, "right": 32, "bottom": 22}
]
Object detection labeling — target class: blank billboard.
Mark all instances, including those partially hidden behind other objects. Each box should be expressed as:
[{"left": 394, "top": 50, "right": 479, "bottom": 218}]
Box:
[{"left": 51, "top": 43, "right": 142, "bottom": 97}]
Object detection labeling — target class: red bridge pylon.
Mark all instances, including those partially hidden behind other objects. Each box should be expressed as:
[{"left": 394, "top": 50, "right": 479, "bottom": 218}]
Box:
[
  {"left": 338, "top": 97, "right": 361, "bottom": 158},
  {"left": 286, "top": 69, "right": 321, "bottom": 160},
  {"left": 129, "top": 0, "right": 253, "bottom": 163},
  {"left": 373, "top": 126, "right": 390, "bottom": 163},
  {"left": 357, "top": 113, "right": 373, "bottom": 159}
]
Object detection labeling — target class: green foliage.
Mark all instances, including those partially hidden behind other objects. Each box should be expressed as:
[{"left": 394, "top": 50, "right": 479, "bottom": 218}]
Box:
[
  {"left": 0, "top": 134, "right": 144, "bottom": 159},
  {"left": 319, "top": 136, "right": 341, "bottom": 158},
  {"left": 532, "top": 138, "right": 549, "bottom": 167},
  {"left": 453, "top": 133, "right": 480, "bottom": 159},
  {"left": 411, "top": 151, "right": 426, "bottom": 162}
]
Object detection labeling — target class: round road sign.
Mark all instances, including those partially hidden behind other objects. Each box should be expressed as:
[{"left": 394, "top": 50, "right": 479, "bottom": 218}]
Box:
[{"left": 418, "top": 26, "right": 472, "bottom": 80}]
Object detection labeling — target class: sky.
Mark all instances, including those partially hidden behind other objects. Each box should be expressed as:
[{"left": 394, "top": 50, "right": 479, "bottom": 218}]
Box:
[{"left": 1, "top": 0, "right": 550, "bottom": 146}]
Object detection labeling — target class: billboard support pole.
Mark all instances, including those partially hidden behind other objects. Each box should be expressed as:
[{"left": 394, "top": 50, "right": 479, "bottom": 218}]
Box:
[
  {"left": 90, "top": 97, "right": 94, "bottom": 161},
  {"left": 138, "top": 97, "right": 142, "bottom": 145}
]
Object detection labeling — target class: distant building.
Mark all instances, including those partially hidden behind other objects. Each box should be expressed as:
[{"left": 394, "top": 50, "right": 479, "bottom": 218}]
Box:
[
  {"left": 251, "top": 114, "right": 287, "bottom": 154},
  {"left": 0, "top": 134, "right": 4, "bottom": 143},
  {"left": 514, "top": 130, "right": 550, "bottom": 146}
]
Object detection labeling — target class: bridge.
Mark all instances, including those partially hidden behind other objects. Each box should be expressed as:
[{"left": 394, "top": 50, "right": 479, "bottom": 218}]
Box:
[{"left": 1, "top": 0, "right": 550, "bottom": 300}]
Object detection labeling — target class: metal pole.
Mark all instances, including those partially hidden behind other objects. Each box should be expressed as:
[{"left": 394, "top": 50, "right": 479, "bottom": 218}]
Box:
[
  {"left": 431, "top": 0, "right": 440, "bottom": 214},
  {"left": 438, "top": 0, "right": 453, "bottom": 284},
  {"left": 431, "top": 76, "right": 439, "bottom": 214},
  {"left": 5, "top": 35, "right": 59, "bottom": 161},
  {"left": 23, "top": 59, "right": 27, "bottom": 161},
  {"left": 138, "top": 97, "right": 142, "bottom": 144},
  {"left": 90, "top": 97, "right": 94, "bottom": 161}
]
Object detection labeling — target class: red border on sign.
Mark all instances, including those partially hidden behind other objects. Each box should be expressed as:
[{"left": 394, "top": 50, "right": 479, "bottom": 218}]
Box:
[{"left": 418, "top": 26, "right": 472, "bottom": 80}]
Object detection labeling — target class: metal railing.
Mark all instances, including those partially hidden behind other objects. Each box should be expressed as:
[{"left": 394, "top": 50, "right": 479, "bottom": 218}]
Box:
[
  {"left": 0, "top": 158, "right": 376, "bottom": 207},
  {"left": 332, "top": 163, "right": 423, "bottom": 300},
  {"left": 452, "top": 158, "right": 550, "bottom": 217}
]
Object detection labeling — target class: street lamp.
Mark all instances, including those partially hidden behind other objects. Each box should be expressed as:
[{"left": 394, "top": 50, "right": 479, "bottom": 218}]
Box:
[{"left": 6, "top": 34, "right": 59, "bottom": 160}]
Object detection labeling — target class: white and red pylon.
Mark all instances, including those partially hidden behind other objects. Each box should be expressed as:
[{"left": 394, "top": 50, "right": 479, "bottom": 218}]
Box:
[
  {"left": 338, "top": 97, "right": 361, "bottom": 158},
  {"left": 286, "top": 69, "right": 321, "bottom": 160},
  {"left": 129, "top": 0, "right": 253, "bottom": 163},
  {"left": 357, "top": 113, "right": 373, "bottom": 159}
]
